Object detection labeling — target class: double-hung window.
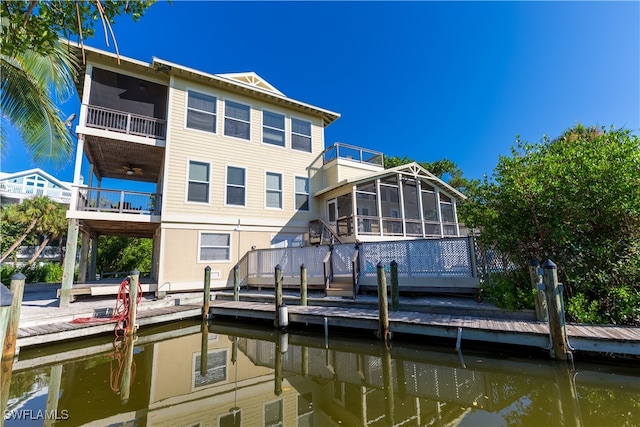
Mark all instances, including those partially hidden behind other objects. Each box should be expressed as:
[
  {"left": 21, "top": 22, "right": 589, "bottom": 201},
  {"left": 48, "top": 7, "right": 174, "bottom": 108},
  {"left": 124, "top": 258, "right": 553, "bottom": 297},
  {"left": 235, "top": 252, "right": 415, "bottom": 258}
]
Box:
[
  {"left": 266, "top": 172, "right": 282, "bottom": 209},
  {"left": 295, "top": 176, "right": 309, "bottom": 211},
  {"left": 186, "top": 91, "right": 216, "bottom": 133},
  {"left": 291, "top": 118, "right": 312, "bottom": 152},
  {"left": 263, "top": 111, "right": 285, "bottom": 147},
  {"left": 224, "top": 100, "right": 251, "bottom": 140},
  {"left": 187, "top": 161, "right": 209, "bottom": 203},
  {"left": 226, "top": 166, "right": 246, "bottom": 206},
  {"left": 199, "top": 233, "right": 230, "bottom": 262}
]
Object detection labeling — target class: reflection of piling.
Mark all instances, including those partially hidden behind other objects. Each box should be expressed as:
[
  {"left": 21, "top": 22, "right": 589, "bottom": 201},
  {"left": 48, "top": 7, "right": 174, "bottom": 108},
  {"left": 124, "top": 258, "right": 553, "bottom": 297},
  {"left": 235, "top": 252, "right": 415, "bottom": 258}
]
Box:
[
  {"left": 301, "top": 346, "right": 308, "bottom": 376},
  {"left": 390, "top": 260, "right": 399, "bottom": 311},
  {"left": 200, "top": 322, "right": 209, "bottom": 376},
  {"left": 300, "top": 264, "right": 308, "bottom": 306},
  {"left": 542, "top": 260, "right": 571, "bottom": 360},
  {"left": 2, "top": 273, "right": 25, "bottom": 360},
  {"left": 274, "top": 331, "right": 283, "bottom": 396},
  {"left": 203, "top": 266, "right": 211, "bottom": 319},
  {"left": 381, "top": 344, "right": 395, "bottom": 426},
  {"left": 120, "top": 336, "right": 135, "bottom": 404},
  {"left": 127, "top": 270, "right": 139, "bottom": 336},
  {"left": 44, "top": 365, "right": 63, "bottom": 427},
  {"left": 555, "top": 364, "right": 583, "bottom": 427},
  {"left": 376, "top": 262, "right": 390, "bottom": 343}
]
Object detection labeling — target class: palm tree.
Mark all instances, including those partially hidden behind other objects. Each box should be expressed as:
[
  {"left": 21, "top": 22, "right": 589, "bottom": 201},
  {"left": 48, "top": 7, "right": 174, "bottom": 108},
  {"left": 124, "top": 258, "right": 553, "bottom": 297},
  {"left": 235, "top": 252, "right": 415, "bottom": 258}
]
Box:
[
  {"left": 0, "top": 32, "right": 78, "bottom": 165},
  {"left": 0, "top": 196, "right": 60, "bottom": 263},
  {"left": 26, "top": 201, "right": 67, "bottom": 266}
]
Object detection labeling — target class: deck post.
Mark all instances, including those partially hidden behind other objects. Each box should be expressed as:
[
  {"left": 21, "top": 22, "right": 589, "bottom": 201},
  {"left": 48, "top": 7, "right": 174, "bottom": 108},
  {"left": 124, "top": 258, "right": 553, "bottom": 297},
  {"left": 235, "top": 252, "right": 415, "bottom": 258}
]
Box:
[
  {"left": 274, "top": 265, "right": 283, "bottom": 328},
  {"left": 528, "top": 259, "right": 547, "bottom": 321},
  {"left": 542, "top": 260, "right": 571, "bottom": 360},
  {"left": 390, "top": 260, "right": 399, "bottom": 311},
  {"left": 59, "top": 218, "right": 79, "bottom": 307},
  {"left": 2, "top": 273, "right": 25, "bottom": 360},
  {"left": 300, "top": 264, "right": 308, "bottom": 306},
  {"left": 203, "top": 266, "right": 211, "bottom": 319},
  {"left": 233, "top": 265, "right": 239, "bottom": 302},
  {"left": 127, "top": 270, "right": 139, "bottom": 336},
  {"left": 376, "top": 262, "right": 390, "bottom": 343}
]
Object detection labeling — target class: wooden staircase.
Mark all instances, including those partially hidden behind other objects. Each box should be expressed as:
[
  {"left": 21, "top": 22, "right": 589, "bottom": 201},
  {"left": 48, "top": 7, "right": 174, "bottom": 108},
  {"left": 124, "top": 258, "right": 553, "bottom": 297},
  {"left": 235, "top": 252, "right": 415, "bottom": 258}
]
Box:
[{"left": 326, "top": 275, "right": 354, "bottom": 298}]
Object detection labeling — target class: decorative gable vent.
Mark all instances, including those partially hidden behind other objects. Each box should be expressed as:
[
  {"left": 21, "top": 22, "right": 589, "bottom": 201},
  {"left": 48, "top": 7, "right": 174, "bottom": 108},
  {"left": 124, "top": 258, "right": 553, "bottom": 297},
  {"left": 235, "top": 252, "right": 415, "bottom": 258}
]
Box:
[{"left": 217, "top": 72, "right": 285, "bottom": 96}]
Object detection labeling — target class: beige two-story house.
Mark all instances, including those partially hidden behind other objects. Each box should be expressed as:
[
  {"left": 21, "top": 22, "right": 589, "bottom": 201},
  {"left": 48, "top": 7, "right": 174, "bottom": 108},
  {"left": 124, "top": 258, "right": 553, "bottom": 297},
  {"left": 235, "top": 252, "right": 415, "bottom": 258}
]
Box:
[{"left": 60, "top": 42, "right": 467, "bottom": 298}]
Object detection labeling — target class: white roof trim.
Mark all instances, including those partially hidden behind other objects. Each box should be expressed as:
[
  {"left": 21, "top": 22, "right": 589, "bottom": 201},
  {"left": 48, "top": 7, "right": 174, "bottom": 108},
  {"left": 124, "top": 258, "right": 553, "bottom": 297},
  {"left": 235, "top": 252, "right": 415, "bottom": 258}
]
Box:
[{"left": 314, "top": 162, "right": 467, "bottom": 200}]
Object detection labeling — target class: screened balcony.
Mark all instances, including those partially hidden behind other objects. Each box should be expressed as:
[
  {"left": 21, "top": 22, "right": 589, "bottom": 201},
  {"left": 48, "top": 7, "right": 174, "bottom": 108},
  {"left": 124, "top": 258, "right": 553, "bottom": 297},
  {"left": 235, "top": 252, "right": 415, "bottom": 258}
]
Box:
[{"left": 84, "top": 67, "right": 168, "bottom": 140}]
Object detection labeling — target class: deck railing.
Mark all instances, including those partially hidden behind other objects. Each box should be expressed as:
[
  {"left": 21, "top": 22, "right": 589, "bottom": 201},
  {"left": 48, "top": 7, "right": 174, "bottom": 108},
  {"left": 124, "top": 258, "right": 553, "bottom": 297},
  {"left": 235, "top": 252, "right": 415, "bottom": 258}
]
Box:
[
  {"left": 0, "top": 182, "right": 72, "bottom": 204},
  {"left": 77, "top": 187, "right": 161, "bottom": 215},
  {"left": 323, "top": 142, "right": 384, "bottom": 167},
  {"left": 85, "top": 105, "right": 167, "bottom": 139}
]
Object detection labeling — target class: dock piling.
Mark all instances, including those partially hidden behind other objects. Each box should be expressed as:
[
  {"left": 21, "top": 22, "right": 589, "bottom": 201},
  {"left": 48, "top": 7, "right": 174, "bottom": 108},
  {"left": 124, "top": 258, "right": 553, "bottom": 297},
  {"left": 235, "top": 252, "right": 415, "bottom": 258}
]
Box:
[
  {"left": 300, "top": 264, "right": 308, "bottom": 306},
  {"left": 274, "top": 265, "right": 284, "bottom": 329},
  {"left": 203, "top": 266, "right": 211, "bottom": 319},
  {"left": 542, "top": 260, "right": 571, "bottom": 361},
  {"left": 390, "top": 260, "right": 399, "bottom": 311},
  {"left": 127, "top": 270, "right": 140, "bottom": 336},
  {"left": 233, "top": 265, "right": 239, "bottom": 302},
  {"left": 3, "top": 273, "right": 25, "bottom": 360},
  {"left": 529, "top": 259, "right": 548, "bottom": 321},
  {"left": 376, "top": 262, "right": 390, "bottom": 343}
]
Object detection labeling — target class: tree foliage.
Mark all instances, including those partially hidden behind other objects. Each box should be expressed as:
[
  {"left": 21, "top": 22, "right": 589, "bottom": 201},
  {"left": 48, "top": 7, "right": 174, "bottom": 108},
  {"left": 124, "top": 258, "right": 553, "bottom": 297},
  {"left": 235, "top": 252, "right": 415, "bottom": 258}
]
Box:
[
  {"left": 458, "top": 125, "right": 640, "bottom": 325},
  {"left": 97, "top": 236, "right": 152, "bottom": 274},
  {"left": 1, "top": 1, "right": 155, "bottom": 56}
]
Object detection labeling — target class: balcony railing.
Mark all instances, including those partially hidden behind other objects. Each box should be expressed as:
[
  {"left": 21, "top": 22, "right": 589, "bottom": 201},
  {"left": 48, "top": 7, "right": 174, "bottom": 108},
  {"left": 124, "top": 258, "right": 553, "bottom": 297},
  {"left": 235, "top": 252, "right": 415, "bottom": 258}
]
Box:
[
  {"left": 86, "top": 105, "right": 167, "bottom": 139},
  {"left": 323, "top": 143, "right": 384, "bottom": 167},
  {"left": 0, "top": 182, "right": 72, "bottom": 204},
  {"left": 77, "top": 187, "right": 161, "bottom": 215}
]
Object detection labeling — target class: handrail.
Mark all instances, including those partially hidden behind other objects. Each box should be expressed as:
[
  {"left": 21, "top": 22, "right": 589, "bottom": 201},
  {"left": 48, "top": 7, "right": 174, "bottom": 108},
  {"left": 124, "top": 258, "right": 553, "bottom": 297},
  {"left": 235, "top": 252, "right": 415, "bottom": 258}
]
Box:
[
  {"left": 317, "top": 218, "right": 345, "bottom": 245},
  {"left": 85, "top": 104, "right": 167, "bottom": 139},
  {"left": 322, "top": 251, "right": 332, "bottom": 290},
  {"left": 351, "top": 247, "right": 360, "bottom": 299}
]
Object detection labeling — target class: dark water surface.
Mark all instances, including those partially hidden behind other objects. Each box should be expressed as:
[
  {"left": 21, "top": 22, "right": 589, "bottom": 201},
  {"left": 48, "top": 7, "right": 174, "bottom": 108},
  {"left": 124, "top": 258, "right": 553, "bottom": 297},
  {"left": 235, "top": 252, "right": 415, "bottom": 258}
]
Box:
[{"left": 5, "top": 319, "right": 640, "bottom": 426}]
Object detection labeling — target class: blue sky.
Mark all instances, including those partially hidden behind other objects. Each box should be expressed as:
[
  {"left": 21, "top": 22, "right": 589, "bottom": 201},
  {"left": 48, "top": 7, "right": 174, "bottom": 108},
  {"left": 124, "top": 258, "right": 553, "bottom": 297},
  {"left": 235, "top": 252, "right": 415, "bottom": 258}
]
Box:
[{"left": 2, "top": 0, "right": 639, "bottom": 184}]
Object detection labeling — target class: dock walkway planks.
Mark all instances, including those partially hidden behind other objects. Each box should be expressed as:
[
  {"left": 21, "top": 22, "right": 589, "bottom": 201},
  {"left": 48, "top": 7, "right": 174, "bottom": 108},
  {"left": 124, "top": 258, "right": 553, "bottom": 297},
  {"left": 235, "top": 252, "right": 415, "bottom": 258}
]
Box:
[
  {"left": 16, "top": 304, "right": 202, "bottom": 348},
  {"left": 208, "top": 300, "right": 640, "bottom": 356}
]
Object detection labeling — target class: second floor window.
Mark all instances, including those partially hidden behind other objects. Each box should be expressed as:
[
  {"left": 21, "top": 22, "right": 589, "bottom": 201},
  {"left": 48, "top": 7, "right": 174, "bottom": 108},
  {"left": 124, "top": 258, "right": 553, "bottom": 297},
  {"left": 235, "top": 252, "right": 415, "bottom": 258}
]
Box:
[
  {"left": 291, "top": 118, "right": 312, "bottom": 152},
  {"left": 186, "top": 91, "right": 216, "bottom": 133},
  {"left": 295, "top": 176, "right": 309, "bottom": 211},
  {"left": 188, "top": 161, "right": 209, "bottom": 203},
  {"left": 226, "top": 166, "right": 246, "bottom": 206},
  {"left": 265, "top": 172, "right": 282, "bottom": 209},
  {"left": 224, "top": 100, "right": 251, "bottom": 140},
  {"left": 263, "top": 111, "right": 285, "bottom": 147}
]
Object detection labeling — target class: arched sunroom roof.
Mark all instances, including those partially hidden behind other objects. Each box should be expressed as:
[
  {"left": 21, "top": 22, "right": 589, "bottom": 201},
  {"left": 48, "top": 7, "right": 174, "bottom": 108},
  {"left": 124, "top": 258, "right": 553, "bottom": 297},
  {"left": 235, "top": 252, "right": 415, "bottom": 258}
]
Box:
[{"left": 314, "top": 162, "right": 466, "bottom": 200}]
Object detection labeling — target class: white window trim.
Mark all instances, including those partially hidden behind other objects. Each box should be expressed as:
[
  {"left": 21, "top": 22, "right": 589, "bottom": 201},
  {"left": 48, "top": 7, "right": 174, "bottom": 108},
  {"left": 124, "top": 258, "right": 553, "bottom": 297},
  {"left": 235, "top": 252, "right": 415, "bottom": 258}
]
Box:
[
  {"left": 290, "top": 115, "right": 313, "bottom": 153},
  {"left": 294, "top": 175, "right": 310, "bottom": 212},
  {"left": 184, "top": 89, "right": 218, "bottom": 134},
  {"left": 185, "top": 159, "right": 210, "bottom": 205},
  {"left": 265, "top": 171, "right": 283, "bottom": 210},
  {"left": 261, "top": 109, "right": 287, "bottom": 149},
  {"left": 223, "top": 98, "right": 252, "bottom": 141},
  {"left": 225, "top": 164, "right": 247, "bottom": 207},
  {"left": 197, "top": 231, "right": 231, "bottom": 263}
]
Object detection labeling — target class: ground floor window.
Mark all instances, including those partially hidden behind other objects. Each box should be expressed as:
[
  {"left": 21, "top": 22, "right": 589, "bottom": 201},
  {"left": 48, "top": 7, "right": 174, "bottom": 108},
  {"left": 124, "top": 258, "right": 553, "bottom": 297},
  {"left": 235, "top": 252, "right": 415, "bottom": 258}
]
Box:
[{"left": 199, "top": 232, "right": 230, "bottom": 262}]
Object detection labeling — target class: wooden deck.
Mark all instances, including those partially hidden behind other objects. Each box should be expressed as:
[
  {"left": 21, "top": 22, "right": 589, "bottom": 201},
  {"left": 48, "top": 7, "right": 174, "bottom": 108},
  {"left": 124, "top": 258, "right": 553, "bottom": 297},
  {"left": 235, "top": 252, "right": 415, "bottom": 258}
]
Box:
[
  {"left": 16, "top": 304, "right": 201, "bottom": 348},
  {"left": 208, "top": 300, "right": 640, "bottom": 356}
]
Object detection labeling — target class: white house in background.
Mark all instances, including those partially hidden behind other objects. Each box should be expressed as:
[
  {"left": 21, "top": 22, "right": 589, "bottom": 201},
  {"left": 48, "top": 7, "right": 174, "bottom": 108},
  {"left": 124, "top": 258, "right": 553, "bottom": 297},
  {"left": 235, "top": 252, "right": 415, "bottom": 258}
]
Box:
[{"left": 0, "top": 168, "right": 73, "bottom": 206}]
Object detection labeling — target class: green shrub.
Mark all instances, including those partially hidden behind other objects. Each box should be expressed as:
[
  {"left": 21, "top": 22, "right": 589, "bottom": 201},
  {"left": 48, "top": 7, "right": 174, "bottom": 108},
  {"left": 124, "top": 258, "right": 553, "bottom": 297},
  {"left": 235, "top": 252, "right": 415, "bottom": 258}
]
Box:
[{"left": 481, "top": 268, "right": 535, "bottom": 311}]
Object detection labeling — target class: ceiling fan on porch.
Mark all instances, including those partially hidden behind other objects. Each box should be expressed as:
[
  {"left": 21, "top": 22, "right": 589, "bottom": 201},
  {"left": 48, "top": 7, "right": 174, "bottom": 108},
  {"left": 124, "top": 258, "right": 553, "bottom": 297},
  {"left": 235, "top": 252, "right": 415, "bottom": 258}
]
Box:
[{"left": 121, "top": 165, "right": 143, "bottom": 176}]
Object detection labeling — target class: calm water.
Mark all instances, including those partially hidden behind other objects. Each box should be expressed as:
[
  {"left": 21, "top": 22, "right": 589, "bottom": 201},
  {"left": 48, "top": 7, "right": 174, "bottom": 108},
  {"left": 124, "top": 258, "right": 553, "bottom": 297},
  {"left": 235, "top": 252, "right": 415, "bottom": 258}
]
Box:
[{"left": 4, "top": 319, "right": 640, "bottom": 427}]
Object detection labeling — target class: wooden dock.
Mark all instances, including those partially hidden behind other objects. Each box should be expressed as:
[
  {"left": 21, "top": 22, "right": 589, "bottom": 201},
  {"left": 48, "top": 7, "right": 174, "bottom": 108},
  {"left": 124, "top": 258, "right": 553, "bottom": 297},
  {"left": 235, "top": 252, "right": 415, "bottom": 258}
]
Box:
[
  {"left": 208, "top": 300, "right": 640, "bottom": 357},
  {"left": 16, "top": 304, "right": 201, "bottom": 348}
]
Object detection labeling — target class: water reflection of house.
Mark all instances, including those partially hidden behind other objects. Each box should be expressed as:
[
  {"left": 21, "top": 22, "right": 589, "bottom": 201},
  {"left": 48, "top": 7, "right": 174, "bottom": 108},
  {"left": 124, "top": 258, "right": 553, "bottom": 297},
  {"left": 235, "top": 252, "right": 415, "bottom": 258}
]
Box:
[{"left": 60, "top": 41, "right": 469, "bottom": 296}]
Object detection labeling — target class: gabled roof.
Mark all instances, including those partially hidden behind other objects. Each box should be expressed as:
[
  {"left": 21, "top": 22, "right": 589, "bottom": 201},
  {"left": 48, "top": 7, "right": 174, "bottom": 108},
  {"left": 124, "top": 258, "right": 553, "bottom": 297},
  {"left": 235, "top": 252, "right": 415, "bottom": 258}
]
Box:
[
  {"left": 314, "top": 162, "right": 467, "bottom": 200},
  {"left": 217, "top": 72, "right": 285, "bottom": 96},
  {"left": 0, "top": 168, "right": 72, "bottom": 189}
]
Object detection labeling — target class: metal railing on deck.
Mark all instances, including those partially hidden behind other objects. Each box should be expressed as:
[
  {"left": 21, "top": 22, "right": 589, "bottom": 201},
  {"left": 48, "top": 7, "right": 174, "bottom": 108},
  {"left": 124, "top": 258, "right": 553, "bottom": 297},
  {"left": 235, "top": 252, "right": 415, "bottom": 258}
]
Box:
[
  {"left": 322, "top": 142, "right": 384, "bottom": 166},
  {"left": 86, "top": 105, "right": 167, "bottom": 139},
  {"left": 77, "top": 187, "right": 161, "bottom": 215},
  {"left": 0, "top": 182, "right": 71, "bottom": 204}
]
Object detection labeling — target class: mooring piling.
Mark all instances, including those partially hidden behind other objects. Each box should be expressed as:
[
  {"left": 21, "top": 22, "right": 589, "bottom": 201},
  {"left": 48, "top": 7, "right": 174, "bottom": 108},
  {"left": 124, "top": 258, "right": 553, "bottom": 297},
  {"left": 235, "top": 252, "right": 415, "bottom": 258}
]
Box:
[
  {"left": 376, "top": 262, "right": 390, "bottom": 343},
  {"left": 203, "top": 266, "right": 211, "bottom": 320},
  {"left": 542, "top": 260, "right": 571, "bottom": 361}
]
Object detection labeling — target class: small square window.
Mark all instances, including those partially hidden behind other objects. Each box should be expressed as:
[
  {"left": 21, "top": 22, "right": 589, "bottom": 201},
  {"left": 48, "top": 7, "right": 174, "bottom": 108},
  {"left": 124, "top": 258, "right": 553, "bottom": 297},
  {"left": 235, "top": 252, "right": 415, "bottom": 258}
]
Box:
[{"left": 199, "top": 233, "right": 230, "bottom": 262}]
